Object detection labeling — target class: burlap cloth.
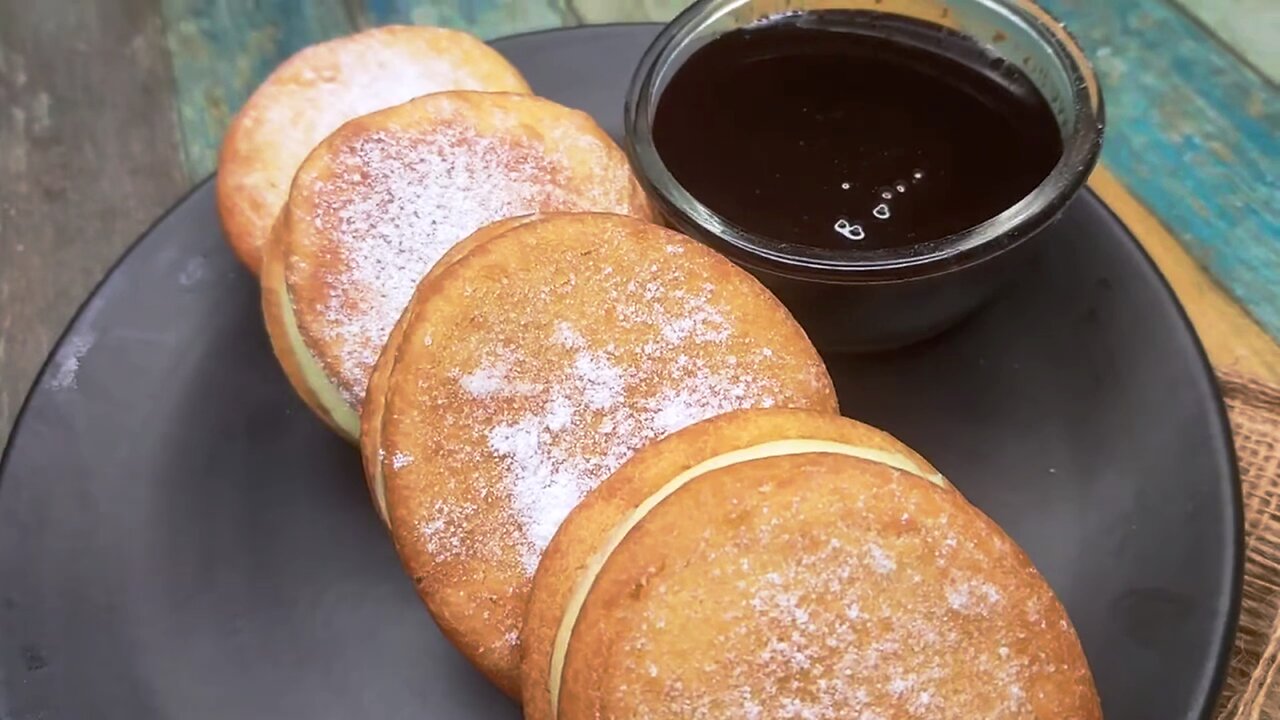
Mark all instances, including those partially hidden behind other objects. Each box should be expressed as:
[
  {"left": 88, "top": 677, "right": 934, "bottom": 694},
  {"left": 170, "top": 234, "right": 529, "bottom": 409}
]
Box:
[{"left": 1217, "top": 371, "right": 1280, "bottom": 719}]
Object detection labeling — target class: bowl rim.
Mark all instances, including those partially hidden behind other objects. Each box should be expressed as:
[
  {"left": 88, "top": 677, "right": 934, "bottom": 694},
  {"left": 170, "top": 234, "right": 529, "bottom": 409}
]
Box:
[{"left": 623, "top": 0, "right": 1106, "bottom": 282}]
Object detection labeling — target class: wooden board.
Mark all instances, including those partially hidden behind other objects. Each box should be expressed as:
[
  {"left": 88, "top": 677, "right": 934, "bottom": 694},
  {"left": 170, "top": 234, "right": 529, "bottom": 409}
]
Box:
[
  {"left": 1090, "top": 167, "right": 1280, "bottom": 384},
  {"left": 0, "top": 0, "right": 188, "bottom": 446},
  {"left": 159, "top": 0, "right": 355, "bottom": 179},
  {"left": 360, "top": 0, "right": 569, "bottom": 37},
  {"left": 1037, "top": 0, "right": 1280, "bottom": 341},
  {"left": 159, "top": 0, "right": 1280, "bottom": 343}
]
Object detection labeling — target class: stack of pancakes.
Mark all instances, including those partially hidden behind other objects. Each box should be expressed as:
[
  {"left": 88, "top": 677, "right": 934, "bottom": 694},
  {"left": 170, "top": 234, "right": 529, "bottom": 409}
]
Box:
[{"left": 217, "top": 26, "right": 1101, "bottom": 718}]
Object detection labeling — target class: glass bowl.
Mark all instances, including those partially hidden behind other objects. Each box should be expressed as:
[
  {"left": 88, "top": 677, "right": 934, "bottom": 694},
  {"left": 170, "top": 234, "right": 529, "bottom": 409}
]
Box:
[{"left": 625, "top": 0, "right": 1105, "bottom": 351}]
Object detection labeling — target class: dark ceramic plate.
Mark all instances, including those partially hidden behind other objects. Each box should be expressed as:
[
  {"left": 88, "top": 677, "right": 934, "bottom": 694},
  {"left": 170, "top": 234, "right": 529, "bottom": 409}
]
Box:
[{"left": 0, "top": 24, "right": 1239, "bottom": 720}]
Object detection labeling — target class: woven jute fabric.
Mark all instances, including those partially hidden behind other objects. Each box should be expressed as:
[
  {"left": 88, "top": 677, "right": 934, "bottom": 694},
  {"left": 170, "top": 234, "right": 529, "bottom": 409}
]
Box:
[{"left": 1217, "top": 371, "right": 1280, "bottom": 720}]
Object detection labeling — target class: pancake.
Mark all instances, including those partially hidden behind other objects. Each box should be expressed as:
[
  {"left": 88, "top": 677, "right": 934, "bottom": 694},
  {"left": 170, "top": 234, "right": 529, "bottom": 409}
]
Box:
[
  {"left": 529, "top": 410, "right": 1100, "bottom": 719},
  {"left": 372, "top": 213, "right": 838, "bottom": 696},
  {"left": 262, "top": 92, "right": 654, "bottom": 441},
  {"left": 217, "top": 25, "right": 531, "bottom": 274},
  {"left": 520, "top": 407, "right": 948, "bottom": 719},
  {"left": 361, "top": 214, "right": 541, "bottom": 523}
]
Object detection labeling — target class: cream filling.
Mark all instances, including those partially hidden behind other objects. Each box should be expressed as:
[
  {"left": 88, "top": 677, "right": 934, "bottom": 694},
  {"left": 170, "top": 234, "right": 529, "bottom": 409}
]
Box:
[
  {"left": 270, "top": 263, "right": 361, "bottom": 439},
  {"left": 371, "top": 447, "right": 389, "bottom": 523},
  {"left": 547, "top": 438, "right": 946, "bottom": 717}
]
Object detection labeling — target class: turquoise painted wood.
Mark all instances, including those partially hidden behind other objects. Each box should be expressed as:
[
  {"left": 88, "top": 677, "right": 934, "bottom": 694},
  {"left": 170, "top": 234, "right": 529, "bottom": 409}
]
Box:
[
  {"left": 359, "top": 0, "right": 572, "bottom": 37},
  {"left": 160, "top": 0, "right": 1280, "bottom": 340},
  {"left": 160, "top": 0, "right": 354, "bottom": 177},
  {"left": 1039, "top": 0, "right": 1280, "bottom": 340}
]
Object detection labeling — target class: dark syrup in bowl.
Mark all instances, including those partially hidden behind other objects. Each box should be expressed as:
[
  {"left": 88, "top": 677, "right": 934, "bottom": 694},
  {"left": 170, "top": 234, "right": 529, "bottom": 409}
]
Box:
[{"left": 652, "top": 10, "right": 1065, "bottom": 252}]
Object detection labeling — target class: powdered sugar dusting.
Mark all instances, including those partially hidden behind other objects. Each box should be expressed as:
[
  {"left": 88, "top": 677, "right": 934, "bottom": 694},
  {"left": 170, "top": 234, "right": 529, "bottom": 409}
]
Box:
[
  {"left": 572, "top": 350, "right": 625, "bottom": 411},
  {"left": 300, "top": 98, "right": 637, "bottom": 406},
  {"left": 312, "top": 125, "right": 559, "bottom": 403},
  {"left": 392, "top": 216, "right": 836, "bottom": 671},
  {"left": 300, "top": 38, "right": 479, "bottom": 118},
  {"left": 947, "top": 579, "right": 1004, "bottom": 614},
  {"left": 235, "top": 26, "right": 527, "bottom": 256},
  {"left": 460, "top": 362, "right": 508, "bottom": 398},
  {"left": 597, "top": 480, "right": 1083, "bottom": 719},
  {"left": 552, "top": 321, "right": 585, "bottom": 349},
  {"left": 866, "top": 543, "right": 897, "bottom": 574},
  {"left": 452, "top": 266, "right": 798, "bottom": 574},
  {"left": 46, "top": 331, "right": 95, "bottom": 391},
  {"left": 485, "top": 337, "right": 776, "bottom": 574},
  {"left": 659, "top": 304, "right": 730, "bottom": 345},
  {"left": 416, "top": 499, "right": 476, "bottom": 561},
  {"left": 277, "top": 44, "right": 480, "bottom": 156}
]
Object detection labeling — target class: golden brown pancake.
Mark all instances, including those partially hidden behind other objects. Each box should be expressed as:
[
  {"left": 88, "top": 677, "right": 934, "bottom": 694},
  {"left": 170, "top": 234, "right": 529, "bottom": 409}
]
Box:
[
  {"left": 361, "top": 214, "right": 542, "bottom": 523},
  {"left": 217, "top": 25, "right": 532, "bottom": 274},
  {"left": 262, "top": 92, "right": 654, "bottom": 441},
  {"left": 528, "top": 409, "right": 1099, "bottom": 719},
  {"left": 371, "top": 213, "right": 837, "bottom": 696},
  {"left": 521, "top": 408, "right": 948, "bottom": 719}
]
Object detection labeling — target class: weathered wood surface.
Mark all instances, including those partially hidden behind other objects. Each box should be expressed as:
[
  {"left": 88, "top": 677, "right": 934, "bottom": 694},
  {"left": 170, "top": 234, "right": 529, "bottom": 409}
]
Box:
[
  {"left": 1, "top": 0, "right": 1278, "bottom": 448},
  {"left": 1039, "top": 0, "right": 1280, "bottom": 341},
  {"left": 0, "top": 0, "right": 187, "bottom": 447},
  {"left": 1175, "top": 0, "right": 1279, "bottom": 82},
  {"left": 1091, "top": 166, "right": 1280, "bottom": 384},
  {"left": 161, "top": 0, "right": 1280, "bottom": 343},
  {"left": 160, "top": 0, "right": 354, "bottom": 179}
]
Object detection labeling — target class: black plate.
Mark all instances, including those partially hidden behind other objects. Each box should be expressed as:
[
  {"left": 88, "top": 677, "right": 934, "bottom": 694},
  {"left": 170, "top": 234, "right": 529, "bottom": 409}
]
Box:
[{"left": 0, "top": 24, "right": 1239, "bottom": 720}]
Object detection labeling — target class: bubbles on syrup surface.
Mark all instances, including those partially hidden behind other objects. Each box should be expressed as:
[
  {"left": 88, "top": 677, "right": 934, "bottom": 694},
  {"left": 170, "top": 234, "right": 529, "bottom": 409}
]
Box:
[
  {"left": 651, "top": 10, "right": 1064, "bottom": 252},
  {"left": 833, "top": 218, "right": 865, "bottom": 241}
]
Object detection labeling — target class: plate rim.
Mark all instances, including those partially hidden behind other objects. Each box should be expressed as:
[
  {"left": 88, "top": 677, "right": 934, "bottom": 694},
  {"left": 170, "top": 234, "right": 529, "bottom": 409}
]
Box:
[
  {"left": 1068, "top": 180, "right": 1242, "bottom": 720},
  {"left": 0, "top": 22, "right": 1242, "bottom": 719}
]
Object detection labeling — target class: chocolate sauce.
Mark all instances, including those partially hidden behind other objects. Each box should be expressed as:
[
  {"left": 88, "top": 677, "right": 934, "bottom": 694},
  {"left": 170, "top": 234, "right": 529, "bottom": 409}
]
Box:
[{"left": 652, "top": 11, "right": 1064, "bottom": 251}]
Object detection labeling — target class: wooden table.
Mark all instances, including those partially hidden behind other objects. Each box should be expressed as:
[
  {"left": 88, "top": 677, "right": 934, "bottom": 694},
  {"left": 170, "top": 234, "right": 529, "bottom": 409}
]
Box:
[{"left": 0, "top": 0, "right": 1277, "bottom": 445}]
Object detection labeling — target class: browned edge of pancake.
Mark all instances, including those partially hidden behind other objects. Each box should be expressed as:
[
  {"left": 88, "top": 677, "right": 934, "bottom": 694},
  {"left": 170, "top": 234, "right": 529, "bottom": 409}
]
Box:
[
  {"left": 519, "top": 408, "right": 940, "bottom": 720},
  {"left": 260, "top": 211, "right": 354, "bottom": 440},
  {"left": 376, "top": 213, "right": 837, "bottom": 698},
  {"left": 280, "top": 91, "right": 656, "bottom": 420},
  {"left": 559, "top": 452, "right": 1099, "bottom": 719},
  {"left": 361, "top": 213, "right": 544, "bottom": 524}
]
